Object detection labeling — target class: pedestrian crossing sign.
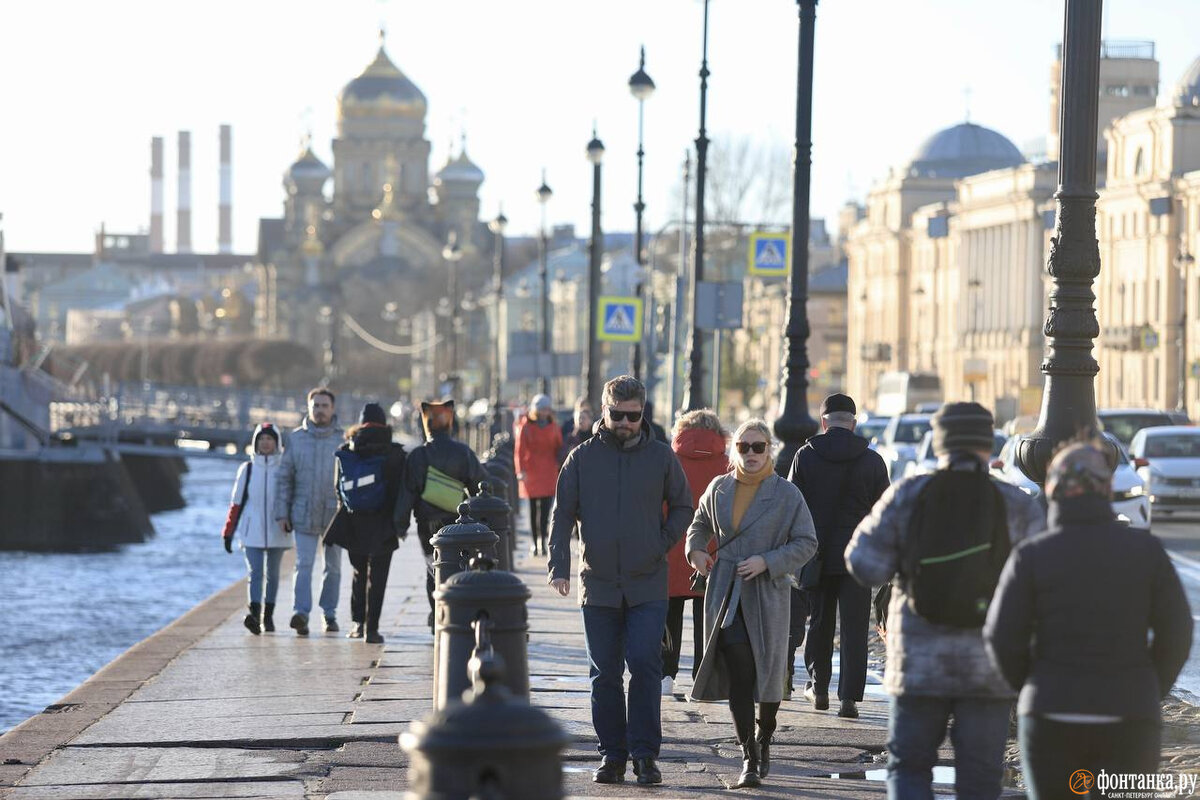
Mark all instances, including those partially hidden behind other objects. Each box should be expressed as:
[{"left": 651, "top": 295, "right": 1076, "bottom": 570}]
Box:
[
  {"left": 596, "top": 296, "right": 643, "bottom": 342},
  {"left": 747, "top": 232, "right": 791, "bottom": 276}
]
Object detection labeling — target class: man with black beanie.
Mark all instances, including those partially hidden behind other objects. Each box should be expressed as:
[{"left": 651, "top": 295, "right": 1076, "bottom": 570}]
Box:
[{"left": 786, "top": 393, "right": 889, "bottom": 718}]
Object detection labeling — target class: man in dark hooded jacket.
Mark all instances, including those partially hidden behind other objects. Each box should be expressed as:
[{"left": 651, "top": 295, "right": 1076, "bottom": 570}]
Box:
[{"left": 787, "top": 393, "right": 889, "bottom": 718}]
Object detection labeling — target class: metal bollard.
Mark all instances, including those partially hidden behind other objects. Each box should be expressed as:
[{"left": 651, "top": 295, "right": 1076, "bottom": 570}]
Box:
[
  {"left": 432, "top": 556, "right": 531, "bottom": 711},
  {"left": 430, "top": 506, "right": 499, "bottom": 698},
  {"left": 401, "top": 627, "right": 568, "bottom": 800},
  {"left": 482, "top": 462, "right": 518, "bottom": 564},
  {"left": 465, "top": 481, "right": 513, "bottom": 572}
]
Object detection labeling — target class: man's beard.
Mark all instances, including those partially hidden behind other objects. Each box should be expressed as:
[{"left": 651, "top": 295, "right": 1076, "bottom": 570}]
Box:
[{"left": 613, "top": 425, "right": 637, "bottom": 442}]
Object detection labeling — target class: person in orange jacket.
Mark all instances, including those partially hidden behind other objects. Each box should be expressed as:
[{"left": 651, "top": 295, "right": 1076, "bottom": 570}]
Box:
[
  {"left": 662, "top": 409, "right": 729, "bottom": 694},
  {"left": 515, "top": 394, "right": 563, "bottom": 557}
]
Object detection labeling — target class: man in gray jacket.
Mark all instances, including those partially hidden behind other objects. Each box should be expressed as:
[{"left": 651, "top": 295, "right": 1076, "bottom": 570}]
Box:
[
  {"left": 548, "top": 376, "right": 693, "bottom": 787},
  {"left": 846, "top": 402, "right": 1045, "bottom": 800},
  {"left": 275, "top": 388, "right": 344, "bottom": 636}
]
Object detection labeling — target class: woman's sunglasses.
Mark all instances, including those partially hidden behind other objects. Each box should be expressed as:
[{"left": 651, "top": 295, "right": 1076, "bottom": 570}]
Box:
[
  {"left": 736, "top": 441, "right": 768, "bottom": 454},
  {"left": 606, "top": 408, "right": 643, "bottom": 423}
]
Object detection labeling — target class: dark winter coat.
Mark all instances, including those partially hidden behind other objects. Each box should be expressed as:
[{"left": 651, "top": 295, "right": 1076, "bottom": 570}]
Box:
[
  {"left": 402, "top": 430, "right": 487, "bottom": 528},
  {"left": 548, "top": 419, "right": 693, "bottom": 608},
  {"left": 323, "top": 425, "right": 408, "bottom": 557},
  {"left": 667, "top": 427, "right": 729, "bottom": 598},
  {"left": 984, "top": 494, "right": 1192, "bottom": 720},
  {"left": 787, "top": 426, "right": 890, "bottom": 581},
  {"left": 514, "top": 414, "right": 563, "bottom": 499}
]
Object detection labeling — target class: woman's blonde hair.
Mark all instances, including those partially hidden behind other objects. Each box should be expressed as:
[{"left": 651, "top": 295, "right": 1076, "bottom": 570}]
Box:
[
  {"left": 732, "top": 418, "right": 774, "bottom": 448},
  {"left": 672, "top": 408, "right": 726, "bottom": 439}
]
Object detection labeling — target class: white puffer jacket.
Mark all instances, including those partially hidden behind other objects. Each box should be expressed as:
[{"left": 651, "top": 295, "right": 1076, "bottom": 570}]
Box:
[{"left": 230, "top": 454, "right": 292, "bottom": 549}]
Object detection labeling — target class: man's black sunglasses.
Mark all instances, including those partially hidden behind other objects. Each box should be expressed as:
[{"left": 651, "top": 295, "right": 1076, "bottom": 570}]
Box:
[
  {"left": 606, "top": 408, "right": 643, "bottom": 423},
  {"left": 736, "top": 441, "right": 768, "bottom": 454}
]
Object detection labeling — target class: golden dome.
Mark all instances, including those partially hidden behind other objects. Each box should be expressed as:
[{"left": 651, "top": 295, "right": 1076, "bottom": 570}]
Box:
[{"left": 339, "top": 37, "right": 427, "bottom": 120}]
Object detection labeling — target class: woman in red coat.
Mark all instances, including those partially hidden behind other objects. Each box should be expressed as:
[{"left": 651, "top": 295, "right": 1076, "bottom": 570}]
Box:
[
  {"left": 514, "top": 394, "right": 563, "bottom": 557},
  {"left": 663, "top": 408, "right": 729, "bottom": 694}
]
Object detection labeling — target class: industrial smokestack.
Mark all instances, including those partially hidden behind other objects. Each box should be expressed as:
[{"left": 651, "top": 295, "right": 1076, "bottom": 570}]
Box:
[
  {"left": 150, "top": 137, "right": 164, "bottom": 253},
  {"left": 218, "top": 125, "right": 232, "bottom": 254},
  {"left": 177, "top": 131, "right": 192, "bottom": 254}
]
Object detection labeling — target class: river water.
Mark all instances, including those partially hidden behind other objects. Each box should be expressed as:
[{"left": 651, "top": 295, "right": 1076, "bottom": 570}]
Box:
[{"left": 0, "top": 457, "right": 242, "bottom": 735}]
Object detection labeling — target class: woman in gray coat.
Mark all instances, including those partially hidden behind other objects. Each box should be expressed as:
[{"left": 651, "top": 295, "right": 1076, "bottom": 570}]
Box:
[{"left": 686, "top": 419, "right": 817, "bottom": 788}]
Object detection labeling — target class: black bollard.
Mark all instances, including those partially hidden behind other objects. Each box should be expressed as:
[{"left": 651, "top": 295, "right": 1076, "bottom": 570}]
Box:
[
  {"left": 465, "top": 481, "right": 513, "bottom": 572},
  {"left": 432, "top": 556, "right": 531, "bottom": 711},
  {"left": 401, "top": 628, "right": 568, "bottom": 800}
]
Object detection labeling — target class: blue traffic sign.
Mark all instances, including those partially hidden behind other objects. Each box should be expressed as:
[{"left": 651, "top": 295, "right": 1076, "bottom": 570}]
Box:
[
  {"left": 596, "top": 296, "right": 643, "bottom": 342},
  {"left": 748, "top": 232, "right": 791, "bottom": 276}
]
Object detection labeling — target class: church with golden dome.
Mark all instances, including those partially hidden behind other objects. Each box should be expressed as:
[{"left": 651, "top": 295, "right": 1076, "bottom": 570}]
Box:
[{"left": 253, "top": 34, "right": 493, "bottom": 397}]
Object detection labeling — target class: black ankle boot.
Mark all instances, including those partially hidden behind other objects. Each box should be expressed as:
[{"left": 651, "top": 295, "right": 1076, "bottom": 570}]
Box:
[
  {"left": 734, "top": 741, "right": 761, "bottom": 788},
  {"left": 244, "top": 603, "right": 261, "bottom": 635},
  {"left": 262, "top": 603, "right": 275, "bottom": 632},
  {"left": 756, "top": 731, "right": 772, "bottom": 778}
]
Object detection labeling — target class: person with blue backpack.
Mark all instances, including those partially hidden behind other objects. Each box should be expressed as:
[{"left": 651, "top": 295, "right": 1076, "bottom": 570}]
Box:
[{"left": 323, "top": 403, "right": 410, "bottom": 644}]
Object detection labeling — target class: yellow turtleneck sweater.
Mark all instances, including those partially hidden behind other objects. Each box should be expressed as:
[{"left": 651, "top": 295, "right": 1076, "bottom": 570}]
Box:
[{"left": 731, "top": 461, "right": 772, "bottom": 531}]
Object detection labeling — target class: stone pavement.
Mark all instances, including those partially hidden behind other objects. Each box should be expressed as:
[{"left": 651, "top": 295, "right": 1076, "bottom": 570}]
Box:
[{"left": 0, "top": 521, "right": 984, "bottom": 799}]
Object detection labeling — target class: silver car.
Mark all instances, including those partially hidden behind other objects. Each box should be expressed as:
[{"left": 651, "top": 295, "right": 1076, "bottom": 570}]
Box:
[
  {"left": 1128, "top": 426, "right": 1200, "bottom": 517},
  {"left": 990, "top": 433, "right": 1151, "bottom": 529},
  {"left": 902, "top": 429, "right": 1007, "bottom": 479},
  {"left": 876, "top": 414, "right": 933, "bottom": 482}
]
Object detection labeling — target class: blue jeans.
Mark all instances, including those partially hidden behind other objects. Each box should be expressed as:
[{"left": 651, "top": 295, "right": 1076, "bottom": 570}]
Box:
[
  {"left": 888, "top": 694, "right": 1011, "bottom": 800},
  {"left": 293, "top": 533, "right": 342, "bottom": 617},
  {"left": 244, "top": 547, "right": 286, "bottom": 605},
  {"left": 581, "top": 599, "right": 669, "bottom": 763}
]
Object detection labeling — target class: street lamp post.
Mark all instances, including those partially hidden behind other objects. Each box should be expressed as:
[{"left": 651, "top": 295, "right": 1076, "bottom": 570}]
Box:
[
  {"left": 442, "top": 231, "right": 464, "bottom": 391},
  {"left": 629, "top": 46, "right": 656, "bottom": 381},
  {"left": 586, "top": 129, "right": 605, "bottom": 408},
  {"left": 536, "top": 172, "right": 553, "bottom": 397},
  {"left": 685, "top": 0, "right": 711, "bottom": 412},
  {"left": 1176, "top": 205, "right": 1194, "bottom": 416},
  {"left": 773, "top": 0, "right": 820, "bottom": 474},
  {"left": 1014, "top": 0, "right": 1109, "bottom": 484},
  {"left": 489, "top": 209, "right": 508, "bottom": 434}
]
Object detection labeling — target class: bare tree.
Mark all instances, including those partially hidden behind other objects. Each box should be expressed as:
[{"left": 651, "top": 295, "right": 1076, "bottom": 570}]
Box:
[{"left": 670, "top": 134, "right": 792, "bottom": 227}]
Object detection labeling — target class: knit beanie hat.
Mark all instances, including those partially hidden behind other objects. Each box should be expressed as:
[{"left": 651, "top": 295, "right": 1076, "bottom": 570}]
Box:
[
  {"left": 251, "top": 422, "right": 279, "bottom": 449},
  {"left": 1046, "top": 442, "right": 1112, "bottom": 502},
  {"left": 530, "top": 394, "right": 552, "bottom": 413},
  {"left": 359, "top": 402, "right": 387, "bottom": 426},
  {"left": 931, "top": 402, "right": 994, "bottom": 456}
]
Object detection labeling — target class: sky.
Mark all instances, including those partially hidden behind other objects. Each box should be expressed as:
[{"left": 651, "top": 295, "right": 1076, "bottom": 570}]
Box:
[{"left": 1, "top": 0, "right": 1198, "bottom": 255}]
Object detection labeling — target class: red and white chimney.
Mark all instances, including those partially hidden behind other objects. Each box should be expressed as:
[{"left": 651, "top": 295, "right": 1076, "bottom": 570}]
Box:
[
  {"left": 218, "top": 125, "right": 232, "bottom": 254},
  {"left": 150, "top": 137, "right": 164, "bottom": 253},
  {"left": 177, "top": 131, "right": 192, "bottom": 254}
]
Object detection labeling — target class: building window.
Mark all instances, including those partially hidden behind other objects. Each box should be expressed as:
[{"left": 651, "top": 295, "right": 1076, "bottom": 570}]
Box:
[{"left": 1134, "top": 147, "right": 1146, "bottom": 177}]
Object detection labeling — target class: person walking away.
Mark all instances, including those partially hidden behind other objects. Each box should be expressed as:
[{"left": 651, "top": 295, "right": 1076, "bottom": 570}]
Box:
[
  {"left": 275, "top": 388, "right": 344, "bottom": 636},
  {"left": 404, "top": 400, "right": 487, "bottom": 630},
  {"left": 644, "top": 400, "right": 669, "bottom": 443},
  {"left": 558, "top": 398, "right": 594, "bottom": 465},
  {"left": 687, "top": 419, "right": 817, "bottom": 788},
  {"left": 222, "top": 422, "right": 290, "bottom": 634},
  {"left": 548, "top": 376, "right": 693, "bottom": 786},
  {"left": 323, "top": 403, "right": 410, "bottom": 645},
  {"left": 787, "top": 393, "right": 889, "bottom": 718},
  {"left": 984, "top": 442, "right": 1191, "bottom": 799},
  {"left": 846, "top": 401, "right": 1046, "bottom": 800},
  {"left": 662, "top": 408, "right": 729, "bottom": 695},
  {"left": 514, "top": 394, "right": 562, "bottom": 557}
]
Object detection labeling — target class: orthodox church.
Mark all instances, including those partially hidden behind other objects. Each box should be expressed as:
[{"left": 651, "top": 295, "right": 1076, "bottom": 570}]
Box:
[{"left": 254, "top": 34, "right": 493, "bottom": 394}]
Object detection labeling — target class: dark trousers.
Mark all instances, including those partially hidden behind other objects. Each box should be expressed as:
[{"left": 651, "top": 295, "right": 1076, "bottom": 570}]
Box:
[
  {"left": 528, "top": 496, "right": 553, "bottom": 552},
  {"left": 719, "top": 610, "right": 779, "bottom": 745},
  {"left": 348, "top": 550, "right": 393, "bottom": 632},
  {"left": 581, "top": 599, "right": 669, "bottom": 762},
  {"left": 1019, "top": 715, "right": 1161, "bottom": 800},
  {"left": 786, "top": 587, "right": 810, "bottom": 690},
  {"left": 662, "top": 596, "right": 704, "bottom": 680},
  {"left": 805, "top": 574, "right": 870, "bottom": 701}
]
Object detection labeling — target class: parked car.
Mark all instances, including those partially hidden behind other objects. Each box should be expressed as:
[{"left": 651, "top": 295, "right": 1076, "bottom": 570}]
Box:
[
  {"left": 856, "top": 415, "right": 890, "bottom": 449},
  {"left": 876, "top": 413, "right": 933, "bottom": 481},
  {"left": 1127, "top": 426, "right": 1200, "bottom": 517},
  {"left": 990, "top": 433, "right": 1150, "bottom": 528},
  {"left": 1165, "top": 410, "right": 1193, "bottom": 426},
  {"left": 1097, "top": 408, "right": 1174, "bottom": 447},
  {"left": 902, "top": 429, "right": 1007, "bottom": 479}
]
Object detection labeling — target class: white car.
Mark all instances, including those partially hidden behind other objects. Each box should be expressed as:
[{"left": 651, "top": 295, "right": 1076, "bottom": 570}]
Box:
[
  {"left": 990, "top": 433, "right": 1151, "bottom": 528},
  {"left": 876, "top": 414, "right": 933, "bottom": 481},
  {"left": 1128, "top": 426, "right": 1200, "bottom": 517},
  {"left": 902, "top": 429, "right": 1007, "bottom": 479}
]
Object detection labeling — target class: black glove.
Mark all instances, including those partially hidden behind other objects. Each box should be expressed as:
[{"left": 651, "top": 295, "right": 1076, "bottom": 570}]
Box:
[{"left": 223, "top": 536, "right": 233, "bottom": 554}]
